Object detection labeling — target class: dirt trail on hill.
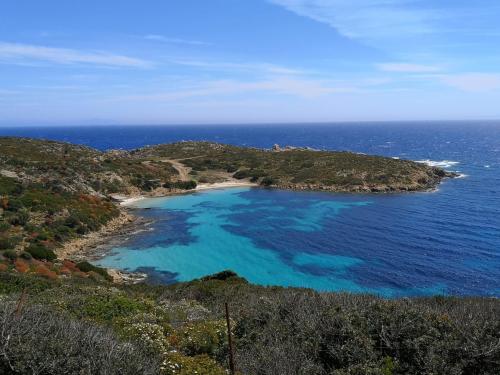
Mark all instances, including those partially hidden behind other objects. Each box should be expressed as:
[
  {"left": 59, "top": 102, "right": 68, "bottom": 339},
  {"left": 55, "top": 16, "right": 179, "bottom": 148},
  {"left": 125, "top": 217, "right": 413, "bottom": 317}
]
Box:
[{"left": 163, "top": 159, "right": 191, "bottom": 181}]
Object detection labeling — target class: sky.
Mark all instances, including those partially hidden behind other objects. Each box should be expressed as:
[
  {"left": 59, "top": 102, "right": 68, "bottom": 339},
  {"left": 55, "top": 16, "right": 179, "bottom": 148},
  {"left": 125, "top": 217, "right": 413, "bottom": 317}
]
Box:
[{"left": 1, "top": 0, "right": 500, "bottom": 125}]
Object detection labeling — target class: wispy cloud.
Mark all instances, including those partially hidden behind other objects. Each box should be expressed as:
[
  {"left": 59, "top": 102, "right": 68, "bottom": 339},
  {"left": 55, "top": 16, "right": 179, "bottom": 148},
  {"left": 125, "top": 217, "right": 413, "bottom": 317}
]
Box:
[
  {"left": 269, "top": 0, "right": 500, "bottom": 42},
  {"left": 171, "top": 59, "right": 308, "bottom": 75},
  {"left": 117, "top": 76, "right": 358, "bottom": 102},
  {"left": 269, "top": 0, "right": 434, "bottom": 39},
  {"left": 378, "top": 63, "right": 441, "bottom": 73},
  {"left": 0, "top": 42, "right": 152, "bottom": 68},
  {"left": 437, "top": 73, "right": 500, "bottom": 92},
  {"left": 144, "top": 34, "right": 210, "bottom": 46}
]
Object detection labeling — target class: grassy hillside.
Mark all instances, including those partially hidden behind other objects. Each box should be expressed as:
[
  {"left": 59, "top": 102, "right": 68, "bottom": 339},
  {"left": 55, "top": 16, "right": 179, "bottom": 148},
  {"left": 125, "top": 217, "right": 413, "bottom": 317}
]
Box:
[
  {"left": 0, "top": 271, "right": 498, "bottom": 375},
  {"left": 133, "top": 141, "right": 455, "bottom": 192}
]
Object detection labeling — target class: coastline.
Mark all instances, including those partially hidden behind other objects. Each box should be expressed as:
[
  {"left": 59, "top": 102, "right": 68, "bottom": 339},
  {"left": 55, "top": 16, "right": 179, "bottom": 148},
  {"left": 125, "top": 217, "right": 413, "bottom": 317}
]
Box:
[
  {"left": 56, "top": 181, "right": 259, "bottom": 282},
  {"left": 116, "top": 180, "right": 259, "bottom": 206},
  {"left": 55, "top": 174, "right": 454, "bottom": 282},
  {"left": 56, "top": 210, "right": 137, "bottom": 260}
]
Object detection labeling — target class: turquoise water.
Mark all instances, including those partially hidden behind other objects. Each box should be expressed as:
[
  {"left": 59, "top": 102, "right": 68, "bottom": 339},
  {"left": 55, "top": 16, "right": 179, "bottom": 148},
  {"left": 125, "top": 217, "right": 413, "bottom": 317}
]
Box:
[{"left": 96, "top": 187, "right": 448, "bottom": 297}]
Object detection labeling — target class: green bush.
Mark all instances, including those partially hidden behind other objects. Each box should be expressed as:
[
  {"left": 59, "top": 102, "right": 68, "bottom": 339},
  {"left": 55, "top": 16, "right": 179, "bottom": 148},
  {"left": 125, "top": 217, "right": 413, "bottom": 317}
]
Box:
[
  {"left": 162, "top": 353, "right": 226, "bottom": 375},
  {"left": 233, "top": 169, "right": 250, "bottom": 179},
  {"left": 260, "top": 177, "right": 276, "bottom": 186},
  {"left": 0, "top": 222, "right": 10, "bottom": 233},
  {"left": 26, "top": 243, "right": 56, "bottom": 261},
  {"left": 20, "top": 252, "right": 32, "bottom": 260},
  {"left": 200, "top": 270, "right": 242, "bottom": 282},
  {"left": 0, "top": 237, "right": 13, "bottom": 250},
  {"left": 8, "top": 210, "right": 29, "bottom": 226},
  {"left": 76, "top": 261, "right": 112, "bottom": 281},
  {"left": 163, "top": 180, "right": 197, "bottom": 190},
  {"left": 175, "top": 320, "right": 227, "bottom": 358},
  {"left": 3, "top": 250, "right": 17, "bottom": 260},
  {"left": 79, "top": 294, "right": 149, "bottom": 322}
]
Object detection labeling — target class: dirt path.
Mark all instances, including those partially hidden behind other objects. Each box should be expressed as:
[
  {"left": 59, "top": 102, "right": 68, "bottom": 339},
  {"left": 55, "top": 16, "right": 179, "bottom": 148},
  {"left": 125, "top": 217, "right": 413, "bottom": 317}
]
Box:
[{"left": 163, "top": 159, "right": 191, "bottom": 181}]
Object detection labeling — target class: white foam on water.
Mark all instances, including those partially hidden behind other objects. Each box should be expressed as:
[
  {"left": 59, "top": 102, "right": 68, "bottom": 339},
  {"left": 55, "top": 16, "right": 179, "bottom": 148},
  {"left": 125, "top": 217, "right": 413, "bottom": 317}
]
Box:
[{"left": 415, "top": 159, "right": 460, "bottom": 168}]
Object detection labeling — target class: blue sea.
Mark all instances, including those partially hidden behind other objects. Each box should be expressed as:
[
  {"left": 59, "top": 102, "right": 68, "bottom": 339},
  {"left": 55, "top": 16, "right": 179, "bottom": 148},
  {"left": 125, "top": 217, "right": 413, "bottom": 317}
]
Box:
[{"left": 1, "top": 122, "right": 499, "bottom": 297}]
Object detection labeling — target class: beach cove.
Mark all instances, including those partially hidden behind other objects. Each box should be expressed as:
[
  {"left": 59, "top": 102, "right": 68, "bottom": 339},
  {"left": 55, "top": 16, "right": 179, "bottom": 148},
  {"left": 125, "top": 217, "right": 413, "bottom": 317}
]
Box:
[{"left": 94, "top": 182, "right": 498, "bottom": 297}]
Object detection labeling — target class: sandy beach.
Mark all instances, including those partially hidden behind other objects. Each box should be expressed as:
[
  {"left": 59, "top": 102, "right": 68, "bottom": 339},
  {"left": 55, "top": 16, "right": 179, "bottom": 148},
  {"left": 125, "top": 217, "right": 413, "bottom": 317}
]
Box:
[
  {"left": 195, "top": 180, "right": 258, "bottom": 191},
  {"left": 113, "top": 180, "right": 258, "bottom": 207}
]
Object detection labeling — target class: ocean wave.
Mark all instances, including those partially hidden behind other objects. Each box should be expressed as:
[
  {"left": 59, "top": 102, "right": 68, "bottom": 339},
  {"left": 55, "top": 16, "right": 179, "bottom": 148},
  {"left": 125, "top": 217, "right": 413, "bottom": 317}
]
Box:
[{"left": 415, "top": 159, "right": 460, "bottom": 168}]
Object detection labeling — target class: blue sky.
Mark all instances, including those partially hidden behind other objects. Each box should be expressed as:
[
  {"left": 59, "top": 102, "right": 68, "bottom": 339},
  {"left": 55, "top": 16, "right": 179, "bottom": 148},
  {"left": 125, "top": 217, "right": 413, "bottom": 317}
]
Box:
[{"left": 1, "top": 0, "right": 500, "bottom": 125}]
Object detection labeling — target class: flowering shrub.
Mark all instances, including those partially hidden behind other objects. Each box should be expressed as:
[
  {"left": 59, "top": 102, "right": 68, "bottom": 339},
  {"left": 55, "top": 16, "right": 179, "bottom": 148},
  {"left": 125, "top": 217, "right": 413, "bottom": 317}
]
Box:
[
  {"left": 161, "top": 352, "right": 226, "bottom": 375},
  {"left": 122, "top": 322, "right": 172, "bottom": 353},
  {"left": 172, "top": 320, "right": 228, "bottom": 358},
  {"left": 158, "top": 298, "right": 211, "bottom": 323}
]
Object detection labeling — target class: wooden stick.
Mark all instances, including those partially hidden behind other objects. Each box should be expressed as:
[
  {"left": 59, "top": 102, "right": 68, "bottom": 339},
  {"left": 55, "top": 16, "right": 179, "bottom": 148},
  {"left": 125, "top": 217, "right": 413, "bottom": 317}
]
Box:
[{"left": 225, "top": 302, "right": 236, "bottom": 375}]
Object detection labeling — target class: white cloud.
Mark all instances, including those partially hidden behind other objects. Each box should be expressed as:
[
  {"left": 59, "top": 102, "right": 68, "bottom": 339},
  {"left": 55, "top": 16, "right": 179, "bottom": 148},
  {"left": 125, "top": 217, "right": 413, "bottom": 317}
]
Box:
[
  {"left": 171, "top": 59, "right": 308, "bottom": 75},
  {"left": 269, "top": 0, "right": 500, "bottom": 42},
  {"left": 0, "top": 42, "right": 152, "bottom": 68},
  {"left": 144, "top": 35, "right": 210, "bottom": 46},
  {"left": 378, "top": 63, "right": 441, "bottom": 73},
  {"left": 117, "top": 76, "right": 358, "bottom": 102},
  {"left": 437, "top": 73, "right": 500, "bottom": 92},
  {"left": 269, "top": 0, "right": 434, "bottom": 39}
]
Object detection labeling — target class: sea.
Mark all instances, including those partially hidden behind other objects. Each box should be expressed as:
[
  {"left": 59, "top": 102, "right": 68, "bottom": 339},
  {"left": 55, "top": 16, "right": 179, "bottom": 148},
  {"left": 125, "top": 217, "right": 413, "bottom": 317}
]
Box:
[{"left": 1, "top": 122, "right": 499, "bottom": 297}]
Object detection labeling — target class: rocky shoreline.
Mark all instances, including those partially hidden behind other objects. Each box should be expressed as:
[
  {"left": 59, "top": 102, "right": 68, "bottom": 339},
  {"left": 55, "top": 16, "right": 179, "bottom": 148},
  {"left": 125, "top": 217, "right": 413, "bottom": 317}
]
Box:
[{"left": 56, "top": 208, "right": 153, "bottom": 283}]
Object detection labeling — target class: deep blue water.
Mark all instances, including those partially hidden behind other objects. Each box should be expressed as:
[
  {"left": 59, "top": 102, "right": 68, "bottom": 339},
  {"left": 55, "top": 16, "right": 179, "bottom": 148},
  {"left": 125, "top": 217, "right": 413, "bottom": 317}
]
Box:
[{"left": 1, "top": 122, "right": 499, "bottom": 297}]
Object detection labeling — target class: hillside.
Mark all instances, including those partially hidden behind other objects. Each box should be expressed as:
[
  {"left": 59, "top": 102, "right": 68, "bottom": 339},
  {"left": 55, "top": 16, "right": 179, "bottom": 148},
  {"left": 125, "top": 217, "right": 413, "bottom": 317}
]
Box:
[
  {"left": 133, "top": 141, "right": 455, "bottom": 192},
  {"left": 0, "top": 271, "right": 498, "bottom": 375}
]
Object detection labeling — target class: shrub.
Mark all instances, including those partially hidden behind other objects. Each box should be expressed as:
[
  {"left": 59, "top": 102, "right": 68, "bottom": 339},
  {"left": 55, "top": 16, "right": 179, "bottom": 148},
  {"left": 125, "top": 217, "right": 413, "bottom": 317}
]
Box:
[
  {"left": 173, "top": 320, "right": 228, "bottom": 359},
  {"left": 76, "top": 261, "right": 112, "bottom": 281},
  {"left": 260, "top": 176, "right": 276, "bottom": 186},
  {"left": 0, "top": 237, "right": 13, "bottom": 250},
  {"left": 0, "top": 302, "right": 162, "bottom": 374},
  {"left": 122, "top": 321, "right": 171, "bottom": 353},
  {"left": 161, "top": 353, "right": 226, "bottom": 375},
  {"left": 201, "top": 270, "right": 241, "bottom": 281},
  {"left": 3, "top": 250, "right": 17, "bottom": 260},
  {"left": 163, "top": 180, "right": 197, "bottom": 190},
  {"left": 26, "top": 243, "right": 57, "bottom": 261},
  {"left": 14, "top": 259, "right": 30, "bottom": 273},
  {"left": 20, "top": 251, "right": 32, "bottom": 260},
  {"left": 80, "top": 294, "right": 149, "bottom": 322},
  {"left": 233, "top": 169, "right": 250, "bottom": 179},
  {"left": 0, "top": 222, "right": 10, "bottom": 233}
]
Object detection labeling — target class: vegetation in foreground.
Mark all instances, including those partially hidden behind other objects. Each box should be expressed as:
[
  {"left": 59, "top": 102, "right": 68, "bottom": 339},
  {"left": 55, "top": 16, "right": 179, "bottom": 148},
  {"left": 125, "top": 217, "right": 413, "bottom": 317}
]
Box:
[{"left": 0, "top": 270, "right": 498, "bottom": 375}]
